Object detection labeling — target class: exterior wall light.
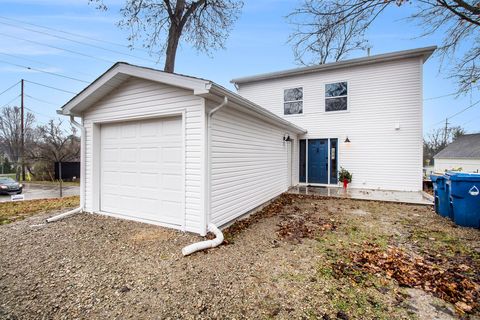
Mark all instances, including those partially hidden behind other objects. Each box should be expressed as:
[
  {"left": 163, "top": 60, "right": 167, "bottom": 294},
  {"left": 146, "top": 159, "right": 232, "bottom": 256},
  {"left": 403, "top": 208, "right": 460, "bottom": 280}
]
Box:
[
  {"left": 283, "top": 134, "right": 291, "bottom": 142},
  {"left": 344, "top": 136, "right": 351, "bottom": 143}
]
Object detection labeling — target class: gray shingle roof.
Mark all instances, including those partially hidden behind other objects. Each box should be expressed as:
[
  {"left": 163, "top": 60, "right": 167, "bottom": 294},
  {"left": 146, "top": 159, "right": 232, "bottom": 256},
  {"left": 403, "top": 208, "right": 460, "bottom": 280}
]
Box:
[
  {"left": 434, "top": 133, "right": 480, "bottom": 159},
  {"left": 231, "top": 46, "right": 436, "bottom": 85}
]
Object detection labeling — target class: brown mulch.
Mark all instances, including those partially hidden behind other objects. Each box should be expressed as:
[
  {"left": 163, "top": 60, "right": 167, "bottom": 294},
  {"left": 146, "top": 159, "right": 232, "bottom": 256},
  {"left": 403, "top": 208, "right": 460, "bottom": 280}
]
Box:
[
  {"left": 222, "top": 194, "right": 338, "bottom": 243},
  {"left": 222, "top": 194, "right": 295, "bottom": 241},
  {"left": 335, "top": 243, "right": 480, "bottom": 315}
]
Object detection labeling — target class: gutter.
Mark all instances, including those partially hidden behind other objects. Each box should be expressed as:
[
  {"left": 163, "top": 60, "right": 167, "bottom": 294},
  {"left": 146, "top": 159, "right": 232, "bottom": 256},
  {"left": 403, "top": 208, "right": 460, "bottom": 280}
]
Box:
[
  {"left": 181, "top": 96, "right": 228, "bottom": 256},
  {"left": 46, "top": 115, "right": 85, "bottom": 223}
]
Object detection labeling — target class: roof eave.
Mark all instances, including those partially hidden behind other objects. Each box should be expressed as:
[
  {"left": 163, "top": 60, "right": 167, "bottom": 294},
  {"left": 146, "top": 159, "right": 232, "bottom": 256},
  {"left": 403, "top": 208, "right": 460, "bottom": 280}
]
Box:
[
  {"left": 231, "top": 46, "right": 437, "bottom": 85},
  {"left": 60, "top": 63, "right": 211, "bottom": 116},
  {"left": 204, "top": 84, "right": 307, "bottom": 135}
]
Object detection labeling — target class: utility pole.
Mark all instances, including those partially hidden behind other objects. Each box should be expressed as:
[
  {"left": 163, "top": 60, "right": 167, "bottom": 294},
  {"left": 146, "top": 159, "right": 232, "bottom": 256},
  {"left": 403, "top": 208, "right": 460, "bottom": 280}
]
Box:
[
  {"left": 20, "top": 79, "right": 25, "bottom": 181},
  {"left": 443, "top": 117, "right": 449, "bottom": 147}
]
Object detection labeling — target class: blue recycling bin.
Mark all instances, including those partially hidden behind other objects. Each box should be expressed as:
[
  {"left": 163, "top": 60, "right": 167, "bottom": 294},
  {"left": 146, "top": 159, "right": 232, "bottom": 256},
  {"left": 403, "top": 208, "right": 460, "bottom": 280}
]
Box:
[
  {"left": 430, "top": 174, "right": 450, "bottom": 218},
  {"left": 448, "top": 173, "right": 480, "bottom": 228},
  {"left": 444, "top": 171, "right": 459, "bottom": 220}
]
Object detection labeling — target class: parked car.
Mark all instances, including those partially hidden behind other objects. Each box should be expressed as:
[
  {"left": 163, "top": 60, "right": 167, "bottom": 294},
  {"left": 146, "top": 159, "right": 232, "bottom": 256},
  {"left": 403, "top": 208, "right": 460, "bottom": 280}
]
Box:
[{"left": 0, "top": 177, "right": 23, "bottom": 195}]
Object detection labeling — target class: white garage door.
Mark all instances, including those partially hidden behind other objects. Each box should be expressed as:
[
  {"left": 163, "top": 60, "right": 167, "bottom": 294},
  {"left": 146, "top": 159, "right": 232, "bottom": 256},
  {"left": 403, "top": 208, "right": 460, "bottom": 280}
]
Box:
[{"left": 100, "top": 117, "right": 183, "bottom": 226}]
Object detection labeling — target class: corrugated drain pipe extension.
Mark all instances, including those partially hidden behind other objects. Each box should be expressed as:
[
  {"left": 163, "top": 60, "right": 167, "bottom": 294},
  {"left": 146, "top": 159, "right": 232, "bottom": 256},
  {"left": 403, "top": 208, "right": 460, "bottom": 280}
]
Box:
[
  {"left": 46, "top": 115, "right": 85, "bottom": 223},
  {"left": 182, "top": 96, "right": 228, "bottom": 256}
]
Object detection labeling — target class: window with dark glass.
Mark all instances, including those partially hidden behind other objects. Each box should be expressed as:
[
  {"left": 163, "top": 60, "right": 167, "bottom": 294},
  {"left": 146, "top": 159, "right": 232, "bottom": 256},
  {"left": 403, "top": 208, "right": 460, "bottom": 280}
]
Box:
[
  {"left": 330, "top": 139, "right": 338, "bottom": 184},
  {"left": 325, "top": 82, "right": 347, "bottom": 112},
  {"left": 284, "top": 87, "right": 303, "bottom": 115},
  {"left": 299, "top": 139, "right": 306, "bottom": 182}
]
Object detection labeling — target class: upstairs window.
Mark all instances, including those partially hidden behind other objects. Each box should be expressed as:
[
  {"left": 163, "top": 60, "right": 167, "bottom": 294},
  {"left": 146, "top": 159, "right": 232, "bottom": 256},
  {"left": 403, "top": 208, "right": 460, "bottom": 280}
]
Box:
[
  {"left": 325, "top": 82, "right": 348, "bottom": 112},
  {"left": 284, "top": 87, "right": 303, "bottom": 115}
]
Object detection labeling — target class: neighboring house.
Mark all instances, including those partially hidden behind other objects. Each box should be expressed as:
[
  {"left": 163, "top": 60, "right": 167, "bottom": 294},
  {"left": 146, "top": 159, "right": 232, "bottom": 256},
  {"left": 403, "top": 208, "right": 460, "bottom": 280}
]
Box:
[
  {"left": 434, "top": 133, "right": 480, "bottom": 173},
  {"left": 58, "top": 46, "right": 435, "bottom": 235},
  {"left": 232, "top": 46, "right": 436, "bottom": 192}
]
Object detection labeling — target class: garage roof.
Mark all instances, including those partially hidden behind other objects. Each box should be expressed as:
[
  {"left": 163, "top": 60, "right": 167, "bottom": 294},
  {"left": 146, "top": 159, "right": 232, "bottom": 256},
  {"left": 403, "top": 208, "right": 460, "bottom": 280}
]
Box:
[
  {"left": 231, "top": 46, "right": 436, "bottom": 85},
  {"left": 59, "top": 62, "right": 306, "bottom": 134},
  {"left": 434, "top": 133, "right": 480, "bottom": 159}
]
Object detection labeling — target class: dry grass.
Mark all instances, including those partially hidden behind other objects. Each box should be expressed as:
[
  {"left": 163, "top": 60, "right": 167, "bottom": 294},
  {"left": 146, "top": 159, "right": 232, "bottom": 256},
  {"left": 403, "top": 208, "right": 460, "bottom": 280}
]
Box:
[{"left": 0, "top": 196, "right": 79, "bottom": 225}]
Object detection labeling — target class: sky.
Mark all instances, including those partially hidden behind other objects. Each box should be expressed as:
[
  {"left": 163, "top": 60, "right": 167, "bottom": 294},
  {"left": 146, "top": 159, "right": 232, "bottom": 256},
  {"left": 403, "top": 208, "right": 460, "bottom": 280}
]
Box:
[{"left": 0, "top": 0, "right": 479, "bottom": 135}]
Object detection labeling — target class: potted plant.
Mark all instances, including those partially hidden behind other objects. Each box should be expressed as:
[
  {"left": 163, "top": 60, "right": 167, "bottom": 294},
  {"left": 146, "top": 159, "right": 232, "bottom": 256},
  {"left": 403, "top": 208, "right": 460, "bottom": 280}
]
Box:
[{"left": 339, "top": 167, "right": 352, "bottom": 189}]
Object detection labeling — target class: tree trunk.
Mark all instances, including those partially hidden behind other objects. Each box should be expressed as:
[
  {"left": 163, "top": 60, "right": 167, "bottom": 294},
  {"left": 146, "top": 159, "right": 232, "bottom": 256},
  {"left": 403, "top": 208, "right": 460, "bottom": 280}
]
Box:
[{"left": 164, "top": 24, "right": 182, "bottom": 73}]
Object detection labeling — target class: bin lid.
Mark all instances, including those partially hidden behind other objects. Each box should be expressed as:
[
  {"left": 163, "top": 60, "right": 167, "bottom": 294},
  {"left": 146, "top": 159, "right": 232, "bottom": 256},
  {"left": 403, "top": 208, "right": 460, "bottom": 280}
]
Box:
[
  {"left": 430, "top": 174, "right": 445, "bottom": 182},
  {"left": 449, "top": 172, "right": 480, "bottom": 182},
  {"left": 444, "top": 171, "right": 461, "bottom": 179}
]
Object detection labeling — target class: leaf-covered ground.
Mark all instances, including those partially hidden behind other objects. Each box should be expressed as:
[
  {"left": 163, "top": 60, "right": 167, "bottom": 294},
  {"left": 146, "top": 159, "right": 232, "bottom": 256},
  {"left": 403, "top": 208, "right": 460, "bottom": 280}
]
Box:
[
  {"left": 0, "top": 194, "right": 478, "bottom": 319},
  {"left": 0, "top": 196, "right": 79, "bottom": 225}
]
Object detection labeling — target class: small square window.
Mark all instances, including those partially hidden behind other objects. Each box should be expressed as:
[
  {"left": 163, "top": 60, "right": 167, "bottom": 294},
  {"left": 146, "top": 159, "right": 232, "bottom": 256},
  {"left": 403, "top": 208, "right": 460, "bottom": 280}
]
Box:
[
  {"left": 284, "top": 87, "right": 303, "bottom": 115},
  {"left": 325, "top": 82, "right": 347, "bottom": 112}
]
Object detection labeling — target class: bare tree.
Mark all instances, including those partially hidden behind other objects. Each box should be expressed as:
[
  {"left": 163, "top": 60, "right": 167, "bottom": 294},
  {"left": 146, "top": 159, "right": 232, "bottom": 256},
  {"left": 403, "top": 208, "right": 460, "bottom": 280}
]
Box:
[
  {"left": 288, "top": 0, "right": 480, "bottom": 93},
  {"left": 91, "top": 0, "right": 243, "bottom": 73},
  {"left": 28, "top": 120, "right": 80, "bottom": 180},
  {"left": 0, "top": 106, "right": 35, "bottom": 180},
  {"left": 423, "top": 125, "right": 465, "bottom": 165},
  {"left": 288, "top": 1, "right": 370, "bottom": 65}
]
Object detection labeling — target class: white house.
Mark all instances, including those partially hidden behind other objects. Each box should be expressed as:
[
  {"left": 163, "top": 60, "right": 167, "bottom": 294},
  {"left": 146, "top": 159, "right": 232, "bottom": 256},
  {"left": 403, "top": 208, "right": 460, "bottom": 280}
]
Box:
[
  {"left": 232, "top": 46, "right": 436, "bottom": 192},
  {"left": 58, "top": 46, "right": 435, "bottom": 235},
  {"left": 434, "top": 133, "right": 480, "bottom": 173}
]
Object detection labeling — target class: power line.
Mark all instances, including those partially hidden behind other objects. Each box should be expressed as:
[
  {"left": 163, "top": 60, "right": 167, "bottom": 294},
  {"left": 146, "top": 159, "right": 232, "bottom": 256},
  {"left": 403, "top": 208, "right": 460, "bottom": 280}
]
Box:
[
  {"left": 424, "top": 85, "right": 480, "bottom": 101},
  {"left": 0, "top": 20, "right": 158, "bottom": 65},
  {"left": 24, "top": 105, "right": 55, "bottom": 119},
  {"left": 0, "top": 81, "right": 20, "bottom": 98},
  {"left": 0, "top": 60, "right": 89, "bottom": 83},
  {"left": 429, "top": 99, "right": 480, "bottom": 127},
  {"left": 424, "top": 92, "right": 458, "bottom": 101},
  {"left": 0, "top": 94, "right": 20, "bottom": 108},
  {"left": 24, "top": 80, "right": 76, "bottom": 95},
  {"left": 446, "top": 100, "right": 480, "bottom": 120},
  {"left": 0, "top": 52, "right": 95, "bottom": 79},
  {"left": 25, "top": 94, "right": 58, "bottom": 107},
  {"left": 0, "top": 31, "right": 114, "bottom": 64},
  {"left": 0, "top": 15, "right": 153, "bottom": 56}
]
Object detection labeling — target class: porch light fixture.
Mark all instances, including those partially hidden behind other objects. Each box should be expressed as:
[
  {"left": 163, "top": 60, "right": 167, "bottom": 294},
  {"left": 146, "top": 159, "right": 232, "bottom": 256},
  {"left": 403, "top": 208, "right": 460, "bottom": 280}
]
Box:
[
  {"left": 283, "top": 134, "right": 291, "bottom": 142},
  {"left": 344, "top": 136, "right": 351, "bottom": 143}
]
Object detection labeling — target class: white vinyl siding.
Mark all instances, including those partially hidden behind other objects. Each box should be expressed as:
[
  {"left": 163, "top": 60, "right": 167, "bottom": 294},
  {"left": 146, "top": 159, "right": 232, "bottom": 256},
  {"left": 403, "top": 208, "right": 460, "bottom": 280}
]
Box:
[
  {"left": 209, "top": 103, "right": 295, "bottom": 227},
  {"left": 434, "top": 158, "right": 480, "bottom": 173},
  {"left": 237, "top": 57, "right": 424, "bottom": 191},
  {"left": 83, "top": 77, "right": 205, "bottom": 234}
]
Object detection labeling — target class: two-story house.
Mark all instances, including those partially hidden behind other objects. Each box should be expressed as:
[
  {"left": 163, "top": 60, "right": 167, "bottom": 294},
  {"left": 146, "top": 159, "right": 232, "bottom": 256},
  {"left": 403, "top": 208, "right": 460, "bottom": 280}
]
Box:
[
  {"left": 57, "top": 46, "right": 435, "bottom": 235},
  {"left": 232, "top": 46, "right": 436, "bottom": 192}
]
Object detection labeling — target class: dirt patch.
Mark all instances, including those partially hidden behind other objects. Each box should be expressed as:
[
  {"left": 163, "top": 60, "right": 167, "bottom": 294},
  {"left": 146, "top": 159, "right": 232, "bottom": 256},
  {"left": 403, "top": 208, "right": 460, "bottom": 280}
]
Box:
[
  {"left": 129, "top": 228, "right": 176, "bottom": 243},
  {"left": 1, "top": 194, "right": 479, "bottom": 319}
]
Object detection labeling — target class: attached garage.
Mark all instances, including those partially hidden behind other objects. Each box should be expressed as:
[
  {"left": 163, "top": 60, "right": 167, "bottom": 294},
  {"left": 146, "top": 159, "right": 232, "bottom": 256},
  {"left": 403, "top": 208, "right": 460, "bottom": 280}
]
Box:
[{"left": 58, "top": 62, "right": 305, "bottom": 235}]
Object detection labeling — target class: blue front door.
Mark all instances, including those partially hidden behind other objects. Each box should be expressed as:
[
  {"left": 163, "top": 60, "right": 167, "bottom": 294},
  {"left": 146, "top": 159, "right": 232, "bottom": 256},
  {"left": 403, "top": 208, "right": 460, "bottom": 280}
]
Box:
[{"left": 308, "top": 139, "right": 328, "bottom": 184}]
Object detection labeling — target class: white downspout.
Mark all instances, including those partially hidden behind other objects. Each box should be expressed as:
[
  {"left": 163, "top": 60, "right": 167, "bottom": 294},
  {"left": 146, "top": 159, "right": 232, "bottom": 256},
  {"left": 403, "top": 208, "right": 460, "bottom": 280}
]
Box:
[
  {"left": 182, "top": 96, "right": 228, "bottom": 256},
  {"left": 46, "top": 115, "right": 85, "bottom": 223}
]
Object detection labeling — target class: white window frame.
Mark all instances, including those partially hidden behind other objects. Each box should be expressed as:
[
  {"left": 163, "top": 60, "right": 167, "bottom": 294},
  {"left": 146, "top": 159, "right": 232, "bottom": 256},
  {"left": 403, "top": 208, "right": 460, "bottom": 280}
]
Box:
[
  {"left": 325, "top": 81, "right": 348, "bottom": 113},
  {"left": 283, "top": 86, "right": 304, "bottom": 116}
]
